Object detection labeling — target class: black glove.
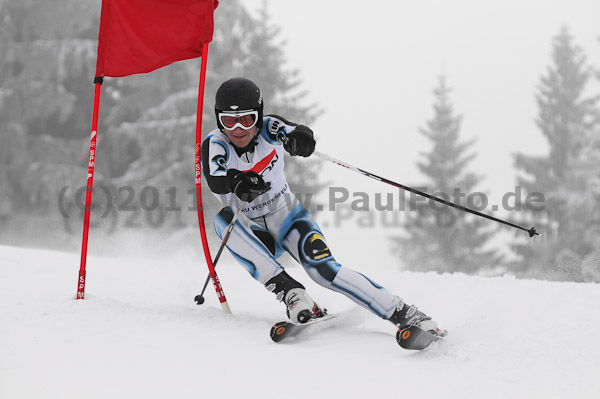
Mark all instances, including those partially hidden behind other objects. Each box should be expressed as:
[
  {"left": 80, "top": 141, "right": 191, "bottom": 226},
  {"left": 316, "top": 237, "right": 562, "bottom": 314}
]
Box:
[
  {"left": 284, "top": 125, "right": 316, "bottom": 157},
  {"left": 228, "top": 170, "right": 271, "bottom": 202}
]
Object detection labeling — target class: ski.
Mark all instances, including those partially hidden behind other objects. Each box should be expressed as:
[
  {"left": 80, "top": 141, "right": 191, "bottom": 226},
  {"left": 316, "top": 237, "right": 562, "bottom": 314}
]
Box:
[
  {"left": 270, "top": 314, "right": 447, "bottom": 350},
  {"left": 396, "top": 325, "right": 447, "bottom": 350},
  {"left": 270, "top": 314, "right": 336, "bottom": 342}
]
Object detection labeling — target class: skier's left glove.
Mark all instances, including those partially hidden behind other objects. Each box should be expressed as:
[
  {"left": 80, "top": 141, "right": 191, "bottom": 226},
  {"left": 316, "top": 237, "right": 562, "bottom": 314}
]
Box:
[{"left": 284, "top": 125, "right": 316, "bottom": 157}]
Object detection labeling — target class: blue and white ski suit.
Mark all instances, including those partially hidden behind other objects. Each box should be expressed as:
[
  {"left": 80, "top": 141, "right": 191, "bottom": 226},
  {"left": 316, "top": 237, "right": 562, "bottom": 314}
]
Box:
[{"left": 202, "top": 115, "right": 398, "bottom": 319}]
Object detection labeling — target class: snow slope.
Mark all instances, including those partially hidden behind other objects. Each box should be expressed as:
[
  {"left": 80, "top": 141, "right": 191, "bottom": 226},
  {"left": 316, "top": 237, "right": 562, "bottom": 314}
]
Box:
[{"left": 1, "top": 244, "right": 599, "bottom": 399}]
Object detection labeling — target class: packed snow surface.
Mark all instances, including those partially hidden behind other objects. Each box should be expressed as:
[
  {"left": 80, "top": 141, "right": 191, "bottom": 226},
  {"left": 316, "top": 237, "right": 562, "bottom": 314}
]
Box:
[{"left": 1, "top": 245, "right": 599, "bottom": 398}]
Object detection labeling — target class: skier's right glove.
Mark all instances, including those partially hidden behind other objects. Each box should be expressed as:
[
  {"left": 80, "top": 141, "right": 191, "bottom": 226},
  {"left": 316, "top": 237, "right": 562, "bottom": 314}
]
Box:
[{"left": 228, "top": 170, "right": 271, "bottom": 202}]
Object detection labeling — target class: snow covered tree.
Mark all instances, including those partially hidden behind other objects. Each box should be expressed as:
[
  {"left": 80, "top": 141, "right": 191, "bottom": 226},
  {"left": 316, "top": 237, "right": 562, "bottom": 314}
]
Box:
[
  {"left": 0, "top": 0, "right": 108, "bottom": 236},
  {"left": 512, "top": 27, "right": 600, "bottom": 281},
  {"left": 392, "top": 76, "right": 502, "bottom": 274}
]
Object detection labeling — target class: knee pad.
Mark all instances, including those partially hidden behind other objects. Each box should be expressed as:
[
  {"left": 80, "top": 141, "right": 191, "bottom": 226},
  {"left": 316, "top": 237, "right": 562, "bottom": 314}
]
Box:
[
  {"left": 302, "top": 232, "right": 333, "bottom": 262},
  {"left": 287, "top": 220, "right": 340, "bottom": 284}
]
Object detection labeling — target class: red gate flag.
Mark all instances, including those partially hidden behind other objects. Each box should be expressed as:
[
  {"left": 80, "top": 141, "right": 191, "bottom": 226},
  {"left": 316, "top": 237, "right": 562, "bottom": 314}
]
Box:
[{"left": 95, "top": 0, "right": 219, "bottom": 78}]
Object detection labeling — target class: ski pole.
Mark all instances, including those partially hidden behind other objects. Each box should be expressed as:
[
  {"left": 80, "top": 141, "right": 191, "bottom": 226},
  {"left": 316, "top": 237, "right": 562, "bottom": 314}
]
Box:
[
  {"left": 195, "top": 200, "right": 246, "bottom": 305},
  {"left": 313, "top": 150, "right": 540, "bottom": 237}
]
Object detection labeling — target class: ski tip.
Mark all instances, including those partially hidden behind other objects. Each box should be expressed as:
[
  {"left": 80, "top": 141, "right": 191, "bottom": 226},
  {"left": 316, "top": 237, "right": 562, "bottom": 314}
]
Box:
[
  {"left": 397, "top": 328, "right": 411, "bottom": 341},
  {"left": 396, "top": 326, "right": 445, "bottom": 350},
  {"left": 270, "top": 321, "right": 291, "bottom": 342},
  {"left": 274, "top": 325, "right": 287, "bottom": 336}
]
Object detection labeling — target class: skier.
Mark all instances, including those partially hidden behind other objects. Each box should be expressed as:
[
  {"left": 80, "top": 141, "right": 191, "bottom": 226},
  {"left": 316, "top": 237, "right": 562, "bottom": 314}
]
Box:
[{"left": 202, "top": 77, "right": 443, "bottom": 335}]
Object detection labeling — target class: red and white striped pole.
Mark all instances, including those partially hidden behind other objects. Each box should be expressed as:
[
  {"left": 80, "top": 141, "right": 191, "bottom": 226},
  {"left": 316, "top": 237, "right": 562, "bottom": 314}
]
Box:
[
  {"left": 76, "top": 77, "right": 103, "bottom": 299},
  {"left": 194, "top": 44, "right": 231, "bottom": 313}
]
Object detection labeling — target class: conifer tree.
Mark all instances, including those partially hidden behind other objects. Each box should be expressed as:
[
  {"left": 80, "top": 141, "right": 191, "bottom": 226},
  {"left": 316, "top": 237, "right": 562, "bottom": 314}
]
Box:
[
  {"left": 512, "top": 27, "right": 599, "bottom": 281},
  {"left": 393, "top": 76, "right": 502, "bottom": 274},
  {"left": 0, "top": 0, "right": 106, "bottom": 229}
]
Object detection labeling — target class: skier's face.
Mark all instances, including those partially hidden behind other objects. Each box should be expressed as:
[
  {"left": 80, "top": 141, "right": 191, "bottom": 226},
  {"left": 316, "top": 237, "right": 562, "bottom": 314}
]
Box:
[{"left": 225, "top": 125, "right": 257, "bottom": 148}]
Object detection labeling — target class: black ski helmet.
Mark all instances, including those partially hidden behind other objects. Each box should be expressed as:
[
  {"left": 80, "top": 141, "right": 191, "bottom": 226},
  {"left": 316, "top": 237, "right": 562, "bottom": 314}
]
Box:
[{"left": 215, "top": 77, "right": 263, "bottom": 131}]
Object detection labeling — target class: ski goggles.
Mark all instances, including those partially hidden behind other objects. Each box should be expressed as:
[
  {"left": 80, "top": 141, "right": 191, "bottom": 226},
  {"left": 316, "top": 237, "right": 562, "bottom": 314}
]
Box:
[{"left": 218, "top": 110, "right": 259, "bottom": 130}]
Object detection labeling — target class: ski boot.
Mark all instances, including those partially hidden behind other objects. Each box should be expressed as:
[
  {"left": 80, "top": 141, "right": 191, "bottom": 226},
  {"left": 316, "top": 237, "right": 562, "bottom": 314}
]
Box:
[
  {"left": 265, "top": 271, "right": 326, "bottom": 324},
  {"left": 284, "top": 288, "right": 327, "bottom": 324},
  {"left": 389, "top": 300, "right": 446, "bottom": 350},
  {"left": 388, "top": 299, "right": 446, "bottom": 336}
]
